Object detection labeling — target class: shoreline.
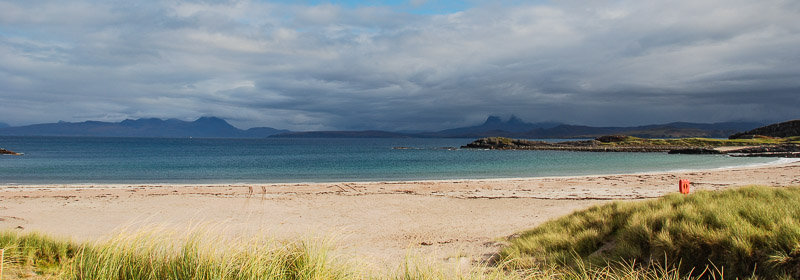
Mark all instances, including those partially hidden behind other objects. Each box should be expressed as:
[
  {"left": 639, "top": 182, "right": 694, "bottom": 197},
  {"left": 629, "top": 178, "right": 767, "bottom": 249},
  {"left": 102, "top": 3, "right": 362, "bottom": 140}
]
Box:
[
  {"left": 3, "top": 157, "right": 797, "bottom": 188},
  {"left": 2, "top": 161, "right": 799, "bottom": 268}
]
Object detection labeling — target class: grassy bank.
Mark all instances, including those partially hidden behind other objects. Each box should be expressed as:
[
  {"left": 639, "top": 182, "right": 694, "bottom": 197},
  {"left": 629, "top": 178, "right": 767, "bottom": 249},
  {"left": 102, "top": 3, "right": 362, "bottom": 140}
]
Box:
[
  {"left": 3, "top": 186, "right": 800, "bottom": 279},
  {"left": 599, "top": 136, "right": 800, "bottom": 147},
  {"left": 465, "top": 136, "right": 800, "bottom": 151},
  {"left": 502, "top": 186, "right": 800, "bottom": 279},
  {"left": 1, "top": 229, "right": 354, "bottom": 279}
]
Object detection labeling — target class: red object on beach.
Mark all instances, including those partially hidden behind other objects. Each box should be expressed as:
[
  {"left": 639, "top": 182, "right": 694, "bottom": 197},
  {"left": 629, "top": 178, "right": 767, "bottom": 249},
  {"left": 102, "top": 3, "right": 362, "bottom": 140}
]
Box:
[{"left": 679, "top": 179, "right": 691, "bottom": 194}]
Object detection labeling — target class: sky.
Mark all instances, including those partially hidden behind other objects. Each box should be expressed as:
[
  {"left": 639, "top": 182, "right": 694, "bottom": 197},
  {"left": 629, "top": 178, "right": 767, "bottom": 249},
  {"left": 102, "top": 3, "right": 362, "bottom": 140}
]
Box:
[{"left": 1, "top": 0, "right": 798, "bottom": 131}]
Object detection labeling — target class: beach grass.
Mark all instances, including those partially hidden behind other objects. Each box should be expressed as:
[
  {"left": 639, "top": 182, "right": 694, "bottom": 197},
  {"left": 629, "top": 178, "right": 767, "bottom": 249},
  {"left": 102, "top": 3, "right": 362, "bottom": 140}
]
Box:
[
  {"left": 0, "top": 230, "right": 715, "bottom": 280},
  {"left": 3, "top": 186, "right": 800, "bottom": 279},
  {"left": 1, "top": 228, "right": 356, "bottom": 280},
  {"left": 69, "top": 229, "right": 355, "bottom": 280},
  {"left": 501, "top": 186, "right": 800, "bottom": 279},
  {"left": 0, "top": 230, "right": 79, "bottom": 277}
]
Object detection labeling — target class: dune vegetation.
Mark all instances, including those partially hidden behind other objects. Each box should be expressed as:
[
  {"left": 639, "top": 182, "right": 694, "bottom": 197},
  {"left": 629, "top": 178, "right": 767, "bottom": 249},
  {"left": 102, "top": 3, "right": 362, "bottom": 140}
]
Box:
[
  {"left": 1, "top": 229, "right": 357, "bottom": 280},
  {"left": 0, "top": 229, "right": 693, "bottom": 280},
  {"left": 2, "top": 186, "right": 800, "bottom": 279},
  {"left": 502, "top": 186, "right": 800, "bottom": 279}
]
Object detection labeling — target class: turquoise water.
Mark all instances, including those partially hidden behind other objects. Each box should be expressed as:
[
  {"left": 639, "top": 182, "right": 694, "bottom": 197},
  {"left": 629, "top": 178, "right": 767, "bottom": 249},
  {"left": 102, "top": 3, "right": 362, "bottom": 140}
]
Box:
[{"left": 0, "top": 136, "right": 780, "bottom": 184}]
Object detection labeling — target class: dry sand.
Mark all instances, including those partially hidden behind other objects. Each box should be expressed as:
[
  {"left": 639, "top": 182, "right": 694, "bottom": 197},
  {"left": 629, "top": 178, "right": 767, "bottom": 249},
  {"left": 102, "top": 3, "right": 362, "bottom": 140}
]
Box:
[{"left": 1, "top": 160, "right": 799, "bottom": 269}]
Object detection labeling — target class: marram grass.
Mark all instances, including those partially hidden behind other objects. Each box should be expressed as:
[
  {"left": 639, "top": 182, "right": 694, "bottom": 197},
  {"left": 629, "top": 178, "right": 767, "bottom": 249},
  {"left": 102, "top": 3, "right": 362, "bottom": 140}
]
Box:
[
  {"left": 0, "top": 230, "right": 79, "bottom": 277},
  {"left": 0, "top": 230, "right": 700, "bottom": 280},
  {"left": 502, "top": 186, "right": 800, "bottom": 279},
  {"left": 0, "top": 228, "right": 356, "bottom": 280},
  {"left": 66, "top": 229, "right": 354, "bottom": 280}
]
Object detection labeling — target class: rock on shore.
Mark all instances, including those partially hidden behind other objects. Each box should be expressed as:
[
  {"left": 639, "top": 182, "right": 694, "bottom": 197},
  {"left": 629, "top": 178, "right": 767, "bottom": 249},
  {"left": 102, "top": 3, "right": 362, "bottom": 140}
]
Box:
[
  {"left": 726, "top": 145, "right": 800, "bottom": 158},
  {"left": 0, "top": 148, "right": 23, "bottom": 155},
  {"left": 667, "top": 148, "right": 723, "bottom": 154}
]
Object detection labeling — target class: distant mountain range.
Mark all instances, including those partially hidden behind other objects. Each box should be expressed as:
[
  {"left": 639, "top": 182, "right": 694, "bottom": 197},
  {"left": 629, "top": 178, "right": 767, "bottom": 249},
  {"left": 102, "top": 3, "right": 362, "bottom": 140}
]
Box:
[
  {"left": 270, "top": 115, "right": 560, "bottom": 138},
  {"left": 271, "top": 130, "right": 414, "bottom": 138},
  {"left": 0, "top": 117, "right": 287, "bottom": 138},
  {"left": 496, "top": 121, "right": 766, "bottom": 139},
  {"left": 272, "top": 116, "right": 764, "bottom": 139},
  {"left": 0, "top": 116, "right": 766, "bottom": 139},
  {"left": 441, "top": 115, "right": 560, "bottom": 134}
]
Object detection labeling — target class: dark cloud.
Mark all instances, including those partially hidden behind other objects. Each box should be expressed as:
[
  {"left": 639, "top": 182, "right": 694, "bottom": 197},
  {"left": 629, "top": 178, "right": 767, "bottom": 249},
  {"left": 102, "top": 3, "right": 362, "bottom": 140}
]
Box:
[{"left": 0, "top": 0, "right": 798, "bottom": 130}]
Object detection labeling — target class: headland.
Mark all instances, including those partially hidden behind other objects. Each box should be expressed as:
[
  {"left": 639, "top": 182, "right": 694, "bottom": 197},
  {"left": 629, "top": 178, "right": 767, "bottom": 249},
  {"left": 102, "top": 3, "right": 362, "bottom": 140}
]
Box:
[{"left": 462, "top": 135, "right": 800, "bottom": 157}]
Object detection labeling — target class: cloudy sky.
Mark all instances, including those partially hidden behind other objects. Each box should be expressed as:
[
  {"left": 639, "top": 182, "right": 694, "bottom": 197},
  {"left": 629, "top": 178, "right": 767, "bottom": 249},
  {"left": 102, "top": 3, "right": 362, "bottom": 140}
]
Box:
[{"left": 1, "top": 0, "right": 798, "bottom": 131}]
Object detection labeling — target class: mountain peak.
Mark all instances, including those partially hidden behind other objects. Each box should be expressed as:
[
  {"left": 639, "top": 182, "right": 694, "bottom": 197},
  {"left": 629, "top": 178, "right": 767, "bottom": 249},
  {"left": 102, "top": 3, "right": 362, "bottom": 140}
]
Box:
[
  {"left": 193, "top": 116, "right": 231, "bottom": 126},
  {"left": 195, "top": 116, "right": 225, "bottom": 122},
  {"left": 436, "top": 115, "right": 561, "bottom": 136},
  {"left": 483, "top": 116, "right": 503, "bottom": 125}
]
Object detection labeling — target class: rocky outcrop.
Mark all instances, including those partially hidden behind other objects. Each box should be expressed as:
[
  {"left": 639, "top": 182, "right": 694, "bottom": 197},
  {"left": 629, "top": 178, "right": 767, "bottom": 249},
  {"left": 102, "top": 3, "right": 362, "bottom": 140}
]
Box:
[
  {"left": 729, "top": 120, "right": 800, "bottom": 139},
  {"left": 461, "top": 137, "right": 552, "bottom": 149},
  {"left": 0, "top": 148, "right": 23, "bottom": 155},
  {"left": 667, "top": 148, "right": 723, "bottom": 155},
  {"left": 726, "top": 145, "right": 800, "bottom": 158},
  {"left": 595, "top": 135, "right": 629, "bottom": 143},
  {"left": 461, "top": 137, "right": 683, "bottom": 152},
  {"left": 462, "top": 136, "right": 800, "bottom": 157}
]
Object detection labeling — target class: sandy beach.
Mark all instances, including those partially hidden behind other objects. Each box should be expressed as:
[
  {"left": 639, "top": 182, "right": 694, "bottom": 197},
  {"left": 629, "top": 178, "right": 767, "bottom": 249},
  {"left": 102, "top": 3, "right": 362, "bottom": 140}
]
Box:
[{"left": 2, "top": 160, "right": 799, "bottom": 269}]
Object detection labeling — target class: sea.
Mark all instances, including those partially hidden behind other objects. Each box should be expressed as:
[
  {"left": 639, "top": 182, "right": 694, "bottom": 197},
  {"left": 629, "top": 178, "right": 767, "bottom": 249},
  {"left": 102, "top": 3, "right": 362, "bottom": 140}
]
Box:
[{"left": 0, "top": 136, "right": 785, "bottom": 185}]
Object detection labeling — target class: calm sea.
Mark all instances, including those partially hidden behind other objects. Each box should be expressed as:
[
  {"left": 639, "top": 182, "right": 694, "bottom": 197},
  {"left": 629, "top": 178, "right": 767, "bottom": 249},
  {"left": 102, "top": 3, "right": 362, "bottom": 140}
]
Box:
[{"left": 0, "top": 136, "right": 781, "bottom": 184}]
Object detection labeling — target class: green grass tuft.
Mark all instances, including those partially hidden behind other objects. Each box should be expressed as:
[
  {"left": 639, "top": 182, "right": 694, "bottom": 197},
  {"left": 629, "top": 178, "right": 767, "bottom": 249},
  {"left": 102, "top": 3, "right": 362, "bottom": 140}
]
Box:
[
  {"left": 64, "top": 229, "right": 353, "bottom": 280},
  {"left": 0, "top": 230, "right": 80, "bottom": 277},
  {"left": 501, "top": 186, "right": 800, "bottom": 279}
]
